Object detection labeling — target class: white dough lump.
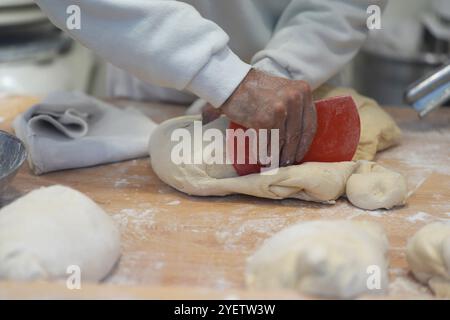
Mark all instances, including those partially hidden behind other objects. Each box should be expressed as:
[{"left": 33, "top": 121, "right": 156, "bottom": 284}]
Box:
[
  {"left": 245, "top": 220, "right": 390, "bottom": 299},
  {"left": 149, "top": 116, "right": 407, "bottom": 210},
  {"left": 0, "top": 185, "right": 120, "bottom": 282},
  {"left": 346, "top": 161, "right": 408, "bottom": 210},
  {"left": 407, "top": 222, "right": 450, "bottom": 298}
]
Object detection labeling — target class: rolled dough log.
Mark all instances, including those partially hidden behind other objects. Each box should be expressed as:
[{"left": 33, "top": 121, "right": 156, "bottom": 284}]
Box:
[
  {"left": 149, "top": 116, "right": 407, "bottom": 210},
  {"left": 407, "top": 222, "right": 450, "bottom": 298},
  {"left": 0, "top": 185, "right": 120, "bottom": 282},
  {"left": 245, "top": 220, "right": 389, "bottom": 299}
]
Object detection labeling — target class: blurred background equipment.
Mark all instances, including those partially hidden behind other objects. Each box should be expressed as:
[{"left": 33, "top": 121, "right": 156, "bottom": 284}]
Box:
[
  {"left": 0, "top": 130, "right": 26, "bottom": 194},
  {"left": 405, "top": 61, "right": 450, "bottom": 117},
  {"left": 1, "top": 0, "right": 449, "bottom": 110},
  {"left": 403, "top": 0, "right": 450, "bottom": 117},
  {"left": 351, "top": 0, "right": 450, "bottom": 108},
  {"left": 0, "top": 0, "right": 94, "bottom": 96}
]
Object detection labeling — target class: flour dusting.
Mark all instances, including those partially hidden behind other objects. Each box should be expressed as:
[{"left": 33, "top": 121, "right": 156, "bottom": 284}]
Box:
[
  {"left": 378, "top": 130, "right": 450, "bottom": 176},
  {"left": 389, "top": 276, "right": 432, "bottom": 298},
  {"left": 114, "top": 178, "right": 129, "bottom": 187},
  {"left": 112, "top": 208, "right": 156, "bottom": 239},
  {"left": 108, "top": 251, "right": 166, "bottom": 285},
  {"left": 406, "top": 211, "right": 432, "bottom": 224},
  {"left": 215, "top": 216, "right": 288, "bottom": 251},
  {"left": 166, "top": 200, "right": 181, "bottom": 206}
]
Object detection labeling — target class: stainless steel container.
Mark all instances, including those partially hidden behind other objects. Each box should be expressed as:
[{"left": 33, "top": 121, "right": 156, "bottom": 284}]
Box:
[{"left": 0, "top": 130, "right": 27, "bottom": 194}]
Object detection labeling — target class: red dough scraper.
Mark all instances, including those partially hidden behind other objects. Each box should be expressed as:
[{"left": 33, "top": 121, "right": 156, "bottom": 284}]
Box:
[{"left": 227, "top": 96, "right": 361, "bottom": 176}]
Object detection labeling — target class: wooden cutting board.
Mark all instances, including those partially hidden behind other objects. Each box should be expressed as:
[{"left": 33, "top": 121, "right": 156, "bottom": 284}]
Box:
[{"left": 0, "top": 96, "right": 449, "bottom": 299}]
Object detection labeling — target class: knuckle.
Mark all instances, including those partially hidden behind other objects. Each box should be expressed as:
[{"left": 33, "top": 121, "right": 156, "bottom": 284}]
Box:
[
  {"left": 272, "top": 101, "right": 286, "bottom": 115},
  {"left": 285, "top": 89, "right": 301, "bottom": 103},
  {"left": 297, "top": 80, "right": 312, "bottom": 93}
]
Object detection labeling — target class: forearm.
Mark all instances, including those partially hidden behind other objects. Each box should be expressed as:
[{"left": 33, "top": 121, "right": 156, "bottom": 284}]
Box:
[
  {"left": 252, "top": 0, "right": 387, "bottom": 89},
  {"left": 34, "top": 0, "right": 250, "bottom": 106}
]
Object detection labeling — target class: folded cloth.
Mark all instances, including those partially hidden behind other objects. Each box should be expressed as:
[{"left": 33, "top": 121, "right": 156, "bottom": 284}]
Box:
[{"left": 13, "top": 91, "right": 157, "bottom": 175}]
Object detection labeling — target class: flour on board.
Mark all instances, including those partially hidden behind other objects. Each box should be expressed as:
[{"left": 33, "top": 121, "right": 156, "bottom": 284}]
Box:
[{"left": 406, "top": 212, "right": 433, "bottom": 224}]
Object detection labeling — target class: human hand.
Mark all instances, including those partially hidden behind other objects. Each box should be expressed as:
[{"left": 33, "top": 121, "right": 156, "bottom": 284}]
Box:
[{"left": 202, "top": 69, "right": 317, "bottom": 166}]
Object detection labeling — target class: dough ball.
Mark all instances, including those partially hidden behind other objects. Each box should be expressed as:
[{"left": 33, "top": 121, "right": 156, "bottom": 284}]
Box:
[
  {"left": 346, "top": 161, "right": 407, "bottom": 210},
  {"left": 0, "top": 185, "right": 120, "bottom": 282},
  {"left": 407, "top": 222, "right": 450, "bottom": 298},
  {"left": 245, "top": 220, "right": 389, "bottom": 299}
]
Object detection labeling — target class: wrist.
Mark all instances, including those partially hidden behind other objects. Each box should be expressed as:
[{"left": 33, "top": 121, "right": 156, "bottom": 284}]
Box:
[
  {"left": 185, "top": 47, "right": 251, "bottom": 108},
  {"left": 220, "top": 68, "right": 274, "bottom": 116}
]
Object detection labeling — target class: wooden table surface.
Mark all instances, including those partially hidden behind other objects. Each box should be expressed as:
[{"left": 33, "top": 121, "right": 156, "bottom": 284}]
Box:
[{"left": 0, "top": 96, "right": 449, "bottom": 299}]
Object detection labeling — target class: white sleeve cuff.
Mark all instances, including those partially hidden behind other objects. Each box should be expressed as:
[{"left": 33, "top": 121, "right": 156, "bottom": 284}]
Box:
[
  {"left": 253, "top": 57, "right": 293, "bottom": 80},
  {"left": 186, "top": 47, "right": 251, "bottom": 108}
]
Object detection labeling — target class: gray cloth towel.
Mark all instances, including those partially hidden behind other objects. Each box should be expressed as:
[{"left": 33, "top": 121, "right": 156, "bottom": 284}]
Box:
[{"left": 13, "top": 91, "right": 157, "bottom": 175}]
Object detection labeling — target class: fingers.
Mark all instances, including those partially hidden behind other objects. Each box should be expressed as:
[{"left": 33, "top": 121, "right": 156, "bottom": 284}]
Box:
[
  {"left": 260, "top": 100, "right": 286, "bottom": 167},
  {"left": 280, "top": 92, "right": 302, "bottom": 166},
  {"left": 202, "top": 104, "right": 222, "bottom": 125},
  {"left": 259, "top": 129, "right": 273, "bottom": 168},
  {"left": 275, "top": 105, "right": 287, "bottom": 167},
  {"left": 218, "top": 69, "right": 316, "bottom": 168},
  {"left": 296, "top": 90, "right": 317, "bottom": 163}
]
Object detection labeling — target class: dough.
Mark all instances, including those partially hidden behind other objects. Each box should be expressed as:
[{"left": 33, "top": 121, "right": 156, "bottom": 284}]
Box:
[
  {"left": 149, "top": 116, "right": 407, "bottom": 210},
  {"left": 150, "top": 115, "right": 357, "bottom": 202},
  {"left": 245, "top": 220, "right": 389, "bottom": 299},
  {"left": 406, "top": 222, "right": 450, "bottom": 298},
  {"left": 346, "top": 161, "right": 408, "bottom": 210},
  {"left": 0, "top": 185, "right": 120, "bottom": 282},
  {"left": 312, "top": 85, "right": 402, "bottom": 161}
]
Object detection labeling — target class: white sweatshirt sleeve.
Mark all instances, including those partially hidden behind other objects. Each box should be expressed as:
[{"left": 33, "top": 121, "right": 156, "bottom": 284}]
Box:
[
  {"left": 34, "top": 0, "right": 251, "bottom": 107},
  {"left": 252, "top": 0, "right": 387, "bottom": 89}
]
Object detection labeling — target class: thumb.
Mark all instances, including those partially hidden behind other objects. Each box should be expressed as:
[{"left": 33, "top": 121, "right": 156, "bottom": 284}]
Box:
[{"left": 202, "top": 104, "right": 222, "bottom": 125}]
